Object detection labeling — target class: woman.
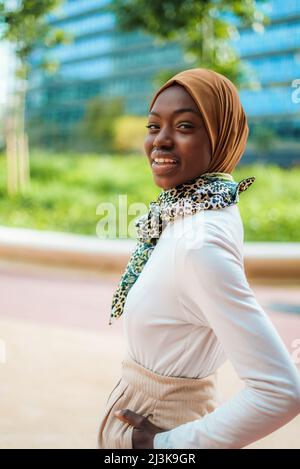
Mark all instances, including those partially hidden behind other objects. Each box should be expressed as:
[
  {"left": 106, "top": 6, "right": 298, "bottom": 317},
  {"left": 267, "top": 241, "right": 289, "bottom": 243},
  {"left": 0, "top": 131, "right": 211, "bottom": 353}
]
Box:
[{"left": 97, "top": 67, "right": 300, "bottom": 449}]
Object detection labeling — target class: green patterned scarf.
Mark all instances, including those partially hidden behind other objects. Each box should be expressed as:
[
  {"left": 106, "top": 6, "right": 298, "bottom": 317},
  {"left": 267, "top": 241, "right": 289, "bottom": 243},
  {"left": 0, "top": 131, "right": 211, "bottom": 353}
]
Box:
[{"left": 108, "top": 172, "right": 255, "bottom": 325}]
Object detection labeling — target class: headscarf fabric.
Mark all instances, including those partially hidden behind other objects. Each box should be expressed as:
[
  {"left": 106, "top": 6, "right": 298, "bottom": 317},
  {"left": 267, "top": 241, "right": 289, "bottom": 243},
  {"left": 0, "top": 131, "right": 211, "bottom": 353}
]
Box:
[{"left": 148, "top": 67, "right": 249, "bottom": 174}]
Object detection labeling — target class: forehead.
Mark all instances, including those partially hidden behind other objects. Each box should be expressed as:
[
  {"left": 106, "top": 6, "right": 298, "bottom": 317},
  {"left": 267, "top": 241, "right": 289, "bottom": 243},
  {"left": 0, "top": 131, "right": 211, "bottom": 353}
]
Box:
[{"left": 150, "top": 83, "right": 200, "bottom": 113}]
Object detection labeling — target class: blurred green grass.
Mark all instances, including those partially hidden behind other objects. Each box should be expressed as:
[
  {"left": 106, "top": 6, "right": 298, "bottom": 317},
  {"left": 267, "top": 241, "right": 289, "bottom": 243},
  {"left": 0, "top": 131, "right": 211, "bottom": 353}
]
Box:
[{"left": 0, "top": 151, "right": 299, "bottom": 241}]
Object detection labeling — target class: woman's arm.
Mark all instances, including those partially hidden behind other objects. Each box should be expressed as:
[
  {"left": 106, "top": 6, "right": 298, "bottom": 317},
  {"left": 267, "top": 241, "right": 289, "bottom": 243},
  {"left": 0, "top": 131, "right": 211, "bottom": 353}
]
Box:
[{"left": 153, "top": 227, "right": 300, "bottom": 449}]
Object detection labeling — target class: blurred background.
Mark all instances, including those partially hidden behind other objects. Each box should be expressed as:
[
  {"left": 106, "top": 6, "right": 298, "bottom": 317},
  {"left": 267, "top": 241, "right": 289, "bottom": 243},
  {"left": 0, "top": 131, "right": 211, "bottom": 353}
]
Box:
[{"left": 0, "top": 0, "right": 299, "bottom": 449}]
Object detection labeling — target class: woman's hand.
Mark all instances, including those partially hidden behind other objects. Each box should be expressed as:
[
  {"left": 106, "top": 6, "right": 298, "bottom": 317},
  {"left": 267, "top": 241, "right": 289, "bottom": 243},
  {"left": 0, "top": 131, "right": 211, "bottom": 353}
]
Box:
[{"left": 114, "top": 409, "right": 165, "bottom": 449}]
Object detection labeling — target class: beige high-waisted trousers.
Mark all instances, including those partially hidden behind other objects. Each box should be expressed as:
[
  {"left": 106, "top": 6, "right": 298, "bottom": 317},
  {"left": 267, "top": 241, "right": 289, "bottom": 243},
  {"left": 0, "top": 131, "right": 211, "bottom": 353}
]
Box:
[{"left": 97, "top": 354, "right": 219, "bottom": 449}]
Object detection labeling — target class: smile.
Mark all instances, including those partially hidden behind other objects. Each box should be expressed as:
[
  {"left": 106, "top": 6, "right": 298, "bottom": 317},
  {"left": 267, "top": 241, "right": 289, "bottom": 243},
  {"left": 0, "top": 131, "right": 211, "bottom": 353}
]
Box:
[
  {"left": 153, "top": 157, "right": 178, "bottom": 165},
  {"left": 151, "top": 158, "right": 179, "bottom": 175}
]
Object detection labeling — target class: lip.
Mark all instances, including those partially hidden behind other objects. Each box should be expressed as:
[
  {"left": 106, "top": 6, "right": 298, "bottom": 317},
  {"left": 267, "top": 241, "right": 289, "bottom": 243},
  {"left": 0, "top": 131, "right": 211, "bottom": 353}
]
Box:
[
  {"left": 151, "top": 151, "right": 180, "bottom": 163},
  {"left": 150, "top": 150, "right": 180, "bottom": 176},
  {"left": 151, "top": 161, "right": 179, "bottom": 176}
]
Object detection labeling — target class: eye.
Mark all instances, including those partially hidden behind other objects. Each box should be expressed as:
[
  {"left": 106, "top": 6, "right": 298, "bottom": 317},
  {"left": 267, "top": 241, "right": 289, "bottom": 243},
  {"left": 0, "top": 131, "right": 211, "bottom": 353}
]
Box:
[
  {"left": 146, "top": 123, "right": 194, "bottom": 130},
  {"left": 145, "top": 124, "right": 159, "bottom": 130},
  {"left": 177, "top": 123, "right": 194, "bottom": 129}
]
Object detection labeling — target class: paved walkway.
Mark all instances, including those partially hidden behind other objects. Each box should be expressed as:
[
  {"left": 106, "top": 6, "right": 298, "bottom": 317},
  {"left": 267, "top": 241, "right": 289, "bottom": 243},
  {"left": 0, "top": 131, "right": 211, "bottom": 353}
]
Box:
[{"left": 0, "top": 259, "right": 299, "bottom": 449}]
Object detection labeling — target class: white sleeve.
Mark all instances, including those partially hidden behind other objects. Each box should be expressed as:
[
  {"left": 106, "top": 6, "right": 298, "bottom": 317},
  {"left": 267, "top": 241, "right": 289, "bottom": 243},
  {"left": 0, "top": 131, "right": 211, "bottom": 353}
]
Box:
[{"left": 153, "top": 227, "right": 300, "bottom": 449}]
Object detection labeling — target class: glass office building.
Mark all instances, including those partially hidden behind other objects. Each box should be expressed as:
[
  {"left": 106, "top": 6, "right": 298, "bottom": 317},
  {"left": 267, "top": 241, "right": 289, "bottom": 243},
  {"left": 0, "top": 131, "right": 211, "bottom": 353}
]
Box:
[
  {"left": 26, "top": 0, "right": 300, "bottom": 163},
  {"left": 231, "top": 0, "right": 300, "bottom": 165},
  {"left": 26, "top": 0, "right": 191, "bottom": 149}
]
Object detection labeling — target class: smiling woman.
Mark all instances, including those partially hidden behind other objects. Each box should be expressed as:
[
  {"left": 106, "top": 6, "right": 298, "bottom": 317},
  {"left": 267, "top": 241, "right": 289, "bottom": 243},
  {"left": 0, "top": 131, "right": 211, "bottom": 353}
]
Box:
[
  {"left": 97, "top": 67, "right": 300, "bottom": 450},
  {"left": 144, "top": 85, "right": 212, "bottom": 190},
  {"left": 145, "top": 67, "right": 249, "bottom": 187}
]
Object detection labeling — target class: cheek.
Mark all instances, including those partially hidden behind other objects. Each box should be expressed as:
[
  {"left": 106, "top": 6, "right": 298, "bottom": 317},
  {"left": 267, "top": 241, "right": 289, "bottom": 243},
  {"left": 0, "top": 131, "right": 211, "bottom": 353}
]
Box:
[
  {"left": 177, "top": 135, "right": 210, "bottom": 166},
  {"left": 183, "top": 132, "right": 210, "bottom": 154},
  {"left": 144, "top": 135, "right": 153, "bottom": 153},
  {"left": 176, "top": 135, "right": 200, "bottom": 156}
]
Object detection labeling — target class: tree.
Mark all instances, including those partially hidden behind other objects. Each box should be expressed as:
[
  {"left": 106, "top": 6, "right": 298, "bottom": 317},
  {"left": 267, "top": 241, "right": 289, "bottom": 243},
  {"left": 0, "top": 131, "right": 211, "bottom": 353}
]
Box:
[
  {"left": 79, "top": 95, "right": 125, "bottom": 154},
  {"left": 250, "top": 123, "right": 277, "bottom": 154},
  {"left": 108, "top": 0, "right": 270, "bottom": 86},
  {"left": 0, "top": 0, "right": 69, "bottom": 195}
]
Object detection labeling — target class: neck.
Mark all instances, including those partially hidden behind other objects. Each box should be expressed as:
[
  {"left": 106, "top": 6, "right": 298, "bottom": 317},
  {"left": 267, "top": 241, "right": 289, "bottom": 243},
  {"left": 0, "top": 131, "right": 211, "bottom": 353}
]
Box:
[
  {"left": 201, "top": 172, "right": 233, "bottom": 181},
  {"left": 161, "top": 172, "right": 234, "bottom": 193}
]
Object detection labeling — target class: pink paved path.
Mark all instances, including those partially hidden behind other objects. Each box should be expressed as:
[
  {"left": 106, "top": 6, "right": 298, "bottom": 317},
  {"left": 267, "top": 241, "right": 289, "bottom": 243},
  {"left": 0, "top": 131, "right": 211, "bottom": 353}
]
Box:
[
  {"left": 0, "top": 260, "right": 299, "bottom": 358},
  {"left": 0, "top": 259, "right": 299, "bottom": 448}
]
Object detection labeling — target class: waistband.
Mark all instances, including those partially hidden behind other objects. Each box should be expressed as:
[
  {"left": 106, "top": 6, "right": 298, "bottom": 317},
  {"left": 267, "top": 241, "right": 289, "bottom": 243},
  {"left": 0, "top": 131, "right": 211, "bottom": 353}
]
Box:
[{"left": 121, "top": 354, "right": 218, "bottom": 401}]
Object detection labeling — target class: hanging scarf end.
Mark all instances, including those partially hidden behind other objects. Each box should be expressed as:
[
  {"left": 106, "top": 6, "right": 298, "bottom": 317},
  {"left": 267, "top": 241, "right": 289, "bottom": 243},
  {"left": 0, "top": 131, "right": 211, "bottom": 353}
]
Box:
[{"left": 237, "top": 176, "right": 256, "bottom": 194}]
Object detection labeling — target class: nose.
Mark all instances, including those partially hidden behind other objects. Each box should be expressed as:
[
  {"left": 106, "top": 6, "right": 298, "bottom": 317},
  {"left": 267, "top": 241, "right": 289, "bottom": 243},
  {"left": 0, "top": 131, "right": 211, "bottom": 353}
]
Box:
[{"left": 152, "top": 125, "right": 173, "bottom": 149}]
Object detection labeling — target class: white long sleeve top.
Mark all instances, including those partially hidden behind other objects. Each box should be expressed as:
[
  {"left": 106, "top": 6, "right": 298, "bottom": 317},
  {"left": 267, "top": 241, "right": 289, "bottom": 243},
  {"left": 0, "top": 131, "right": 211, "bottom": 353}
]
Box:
[{"left": 122, "top": 203, "right": 300, "bottom": 449}]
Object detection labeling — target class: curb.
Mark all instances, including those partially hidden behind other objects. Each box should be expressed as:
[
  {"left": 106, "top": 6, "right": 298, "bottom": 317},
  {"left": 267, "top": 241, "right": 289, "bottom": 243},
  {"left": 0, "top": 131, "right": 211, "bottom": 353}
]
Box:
[
  {"left": 0, "top": 226, "right": 299, "bottom": 280},
  {"left": 243, "top": 242, "right": 300, "bottom": 281},
  {"left": 0, "top": 226, "right": 135, "bottom": 273}
]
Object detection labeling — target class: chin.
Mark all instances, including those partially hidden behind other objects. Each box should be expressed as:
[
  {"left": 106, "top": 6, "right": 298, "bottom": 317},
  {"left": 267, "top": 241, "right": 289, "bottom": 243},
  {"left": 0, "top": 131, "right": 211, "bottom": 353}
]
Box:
[{"left": 153, "top": 176, "right": 176, "bottom": 190}]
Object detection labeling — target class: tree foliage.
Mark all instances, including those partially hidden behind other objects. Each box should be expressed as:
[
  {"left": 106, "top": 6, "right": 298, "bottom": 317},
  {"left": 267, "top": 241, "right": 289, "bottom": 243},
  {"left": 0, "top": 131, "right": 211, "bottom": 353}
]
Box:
[
  {"left": 0, "top": 0, "right": 70, "bottom": 195},
  {"left": 0, "top": 0, "right": 70, "bottom": 77},
  {"left": 80, "top": 95, "right": 126, "bottom": 153},
  {"left": 108, "top": 0, "right": 270, "bottom": 85}
]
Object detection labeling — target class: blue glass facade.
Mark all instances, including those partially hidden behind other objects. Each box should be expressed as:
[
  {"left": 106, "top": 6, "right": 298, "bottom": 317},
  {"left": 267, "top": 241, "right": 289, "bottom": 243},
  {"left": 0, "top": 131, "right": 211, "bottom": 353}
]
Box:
[
  {"left": 233, "top": 1, "right": 300, "bottom": 118},
  {"left": 26, "top": 0, "right": 300, "bottom": 162},
  {"left": 26, "top": 0, "right": 191, "bottom": 149}
]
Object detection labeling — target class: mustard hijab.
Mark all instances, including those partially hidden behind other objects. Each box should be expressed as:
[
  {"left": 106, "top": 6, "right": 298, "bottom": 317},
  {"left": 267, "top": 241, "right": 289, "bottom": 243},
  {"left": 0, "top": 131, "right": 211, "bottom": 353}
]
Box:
[{"left": 148, "top": 67, "right": 249, "bottom": 174}]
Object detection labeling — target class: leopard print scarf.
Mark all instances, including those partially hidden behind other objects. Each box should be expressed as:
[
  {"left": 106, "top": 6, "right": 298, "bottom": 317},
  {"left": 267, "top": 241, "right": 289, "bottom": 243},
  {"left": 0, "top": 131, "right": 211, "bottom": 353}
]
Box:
[{"left": 108, "top": 172, "right": 255, "bottom": 325}]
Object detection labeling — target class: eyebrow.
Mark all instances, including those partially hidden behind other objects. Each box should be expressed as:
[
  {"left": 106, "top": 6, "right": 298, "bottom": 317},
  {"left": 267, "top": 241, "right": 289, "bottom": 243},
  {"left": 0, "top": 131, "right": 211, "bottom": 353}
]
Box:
[{"left": 149, "top": 107, "right": 200, "bottom": 117}]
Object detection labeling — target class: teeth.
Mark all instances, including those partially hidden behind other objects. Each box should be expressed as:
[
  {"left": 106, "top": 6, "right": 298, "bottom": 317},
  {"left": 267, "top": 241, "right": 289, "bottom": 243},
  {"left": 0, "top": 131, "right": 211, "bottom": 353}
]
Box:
[{"left": 153, "top": 158, "right": 177, "bottom": 164}]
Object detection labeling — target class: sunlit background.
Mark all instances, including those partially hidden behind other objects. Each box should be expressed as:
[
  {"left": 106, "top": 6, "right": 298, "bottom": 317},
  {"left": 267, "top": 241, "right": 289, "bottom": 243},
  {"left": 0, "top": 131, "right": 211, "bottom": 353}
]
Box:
[{"left": 0, "top": 0, "right": 299, "bottom": 449}]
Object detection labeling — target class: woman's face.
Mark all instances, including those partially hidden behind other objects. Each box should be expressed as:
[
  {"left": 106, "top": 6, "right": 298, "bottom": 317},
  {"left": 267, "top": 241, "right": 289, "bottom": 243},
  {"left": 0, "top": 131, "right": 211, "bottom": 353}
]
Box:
[{"left": 144, "top": 83, "right": 212, "bottom": 190}]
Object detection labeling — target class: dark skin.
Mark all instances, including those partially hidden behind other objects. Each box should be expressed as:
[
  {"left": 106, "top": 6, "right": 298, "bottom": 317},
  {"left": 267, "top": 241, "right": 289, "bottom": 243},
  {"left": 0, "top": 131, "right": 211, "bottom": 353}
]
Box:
[
  {"left": 114, "top": 409, "right": 165, "bottom": 449},
  {"left": 144, "top": 83, "right": 212, "bottom": 190},
  {"left": 114, "top": 84, "right": 213, "bottom": 448}
]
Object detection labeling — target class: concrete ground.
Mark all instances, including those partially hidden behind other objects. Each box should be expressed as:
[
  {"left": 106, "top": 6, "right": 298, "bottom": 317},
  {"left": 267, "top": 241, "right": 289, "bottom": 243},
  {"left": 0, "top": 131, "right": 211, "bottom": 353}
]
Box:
[{"left": 0, "top": 259, "right": 299, "bottom": 449}]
